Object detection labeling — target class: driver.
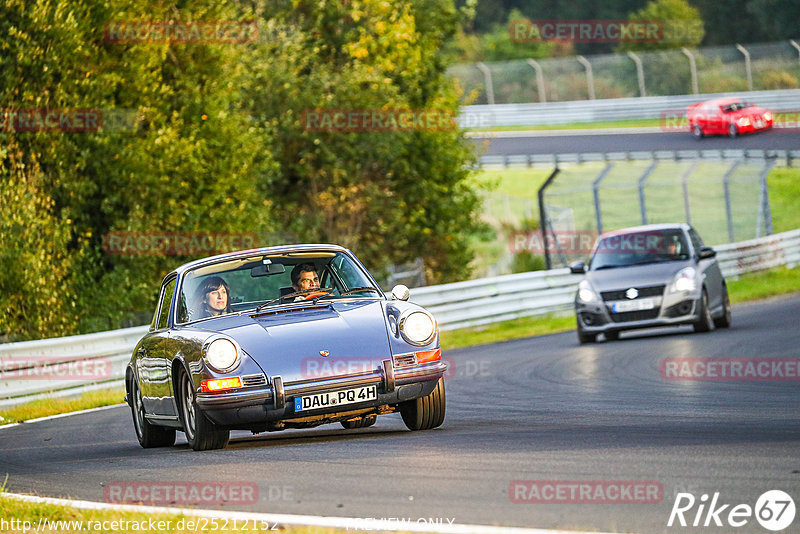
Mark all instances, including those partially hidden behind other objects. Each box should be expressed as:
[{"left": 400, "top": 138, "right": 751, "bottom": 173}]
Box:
[{"left": 291, "top": 263, "right": 321, "bottom": 301}]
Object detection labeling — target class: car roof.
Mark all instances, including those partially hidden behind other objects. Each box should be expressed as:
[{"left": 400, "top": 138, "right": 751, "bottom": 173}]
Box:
[
  {"left": 170, "top": 243, "right": 350, "bottom": 277},
  {"left": 701, "top": 97, "right": 746, "bottom": 106},
  {"left": 598, "top": 223, "right": 690, "bottom": 239}
]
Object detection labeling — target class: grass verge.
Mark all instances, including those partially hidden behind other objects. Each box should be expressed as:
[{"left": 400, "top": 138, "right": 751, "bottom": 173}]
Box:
[
  {"left": 0, "top": 494, "right": 346, "bottom": 534},
  {"left": 0, "top": 387, "right": 125, "bottom": 425},
  {"left": 441, "top": 265, "right": 800, "bottom": 350},
  {"left": 467, "top": 118, "right": 662, "bottom": 131}
]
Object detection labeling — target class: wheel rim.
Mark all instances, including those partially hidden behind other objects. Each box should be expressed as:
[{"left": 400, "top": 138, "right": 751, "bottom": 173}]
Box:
[
  {"left": 724, "top": 291, "right": 731, "bottom": 322},
  {"left": 729, "top": 124, "right": 737, "bottom": 137},
  {"left": 181, "top": 374, "right": 196, "bottom": 440},
  {"left": 703, "top": 293, "right": 713, "bottom": 327},
  {"left": 132, "top": 381, "right": 144, "bottom": 440},
  {"left": 693, "top": 126, "right": 701, "bottom": 137}
]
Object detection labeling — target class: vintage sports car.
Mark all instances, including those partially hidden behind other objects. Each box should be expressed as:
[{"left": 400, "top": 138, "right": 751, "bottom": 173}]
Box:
[
  {"left": 570, "top": 224, "right": 730, "bottom": 343},
  {"left": 125, "top": 244, "right": 446, "bottom": 450},
  {"left": 687, "top": 97, "right": 773, "bottom": 138}
]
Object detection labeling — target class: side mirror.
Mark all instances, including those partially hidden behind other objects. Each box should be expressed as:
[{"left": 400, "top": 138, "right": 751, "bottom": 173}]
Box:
[
  {"left": 391, "top": 284, "right": 410, "bottom": 301},
  {"left": 698, "top": 247, "right": 716, "bottom": 260},
  {"left": 569, "top": 261, "right": 586, "bottom": 274}
]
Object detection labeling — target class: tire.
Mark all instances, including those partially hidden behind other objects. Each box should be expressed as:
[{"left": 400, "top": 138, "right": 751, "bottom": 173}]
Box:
[
  {"left": 400, "top": 378, "right": 445, "bottom": 431},
  {"left": 692, "top": 124, "right": 704, "bottom": 139},
  {"left": 577, "top": 322, "right": 596, "bottom": 344},
  {"left": 604, "top": 331, "right": 620, "bottom": 341},
  {"left": 178, "top": 370, "right": 229, "bottom": 451},
  {"left": 728, "top": 123, "right": 738, "bottom": 138},
  {"left": 341, "top": 415, "right": 377, "bottom": 429},
  {"left": 693, "top": 289, "right": 715, "bottom": 333},
  {"left": 714, "top": 284, "right": 732, "bottom": 328},
  {"left": 129, "top": 378, "right": 176, "bottom": 448}
]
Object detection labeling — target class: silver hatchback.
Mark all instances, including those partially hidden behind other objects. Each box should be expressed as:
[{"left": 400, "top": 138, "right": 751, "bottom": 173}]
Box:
[{"left": 570, "top": 224, "right": 731, "bottom": 343}]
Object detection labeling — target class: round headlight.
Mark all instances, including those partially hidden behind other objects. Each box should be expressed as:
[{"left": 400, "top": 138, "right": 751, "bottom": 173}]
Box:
[
  {"left": 400, "top": 311, "right": 436, "bottom": 346},
  {"left": 204, "top": 338, "right": 240, "bottom": 372}
]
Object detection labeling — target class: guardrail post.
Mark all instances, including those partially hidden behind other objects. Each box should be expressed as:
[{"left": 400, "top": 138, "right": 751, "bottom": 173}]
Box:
[
  {"left": 637, "top": 160, "right": 659, "bottom": 224},
  {"left": 538, "top": 167, "right": 561, "bottom": 270},
  {"left": 790, "top": 40, "right": 800, "bottom": 66},
  {"left": 681, "top": 161, "right": 699, "bottom": 225},
  {"left": 756, "top": 159, "right": 775, "bottom": 237},
  {"left": 681, "top": 48, "right": 699, "bottom": 95},
  {"left": 526, "top": 59, "right": 547, "bottom": 103},
  {"left": 577, "top": 55, "right": 596, "bottom": 100},
  {"left": 722, "top": 160, "right": 742, "bottom": 242},
  {"left": 627, "top": 51, "right": 646, "bottom": 97},
  {"left": 592, "top": 163, "right": 615, "bottom": 234},
  {"left": 735, "top": 44, "right": 753, "bottom": 91},
  {"left": 476, "top": 62, "right": 495, "bottom": 106}
]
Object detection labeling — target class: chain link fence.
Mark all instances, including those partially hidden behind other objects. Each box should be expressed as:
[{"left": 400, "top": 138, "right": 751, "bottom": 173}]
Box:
[{"left": 451, "top": 40, "right": 800, "bottom": 105}]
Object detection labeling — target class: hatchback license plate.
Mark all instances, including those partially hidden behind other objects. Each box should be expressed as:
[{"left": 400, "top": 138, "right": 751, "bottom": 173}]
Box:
[
  {"left": 294, "top": 385, "right": 377, "bottom": 412},
  {"left": 612, "top": 299, "right": 655, "bottom": 313}
]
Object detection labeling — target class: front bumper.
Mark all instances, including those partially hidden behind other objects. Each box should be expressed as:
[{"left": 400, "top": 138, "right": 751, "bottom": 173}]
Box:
[
  {"left": 576, "top": 289, "right": 701, "bottom": 334},
  {"left": 196, "top": 359, "right": 446, "bottom": 427}
]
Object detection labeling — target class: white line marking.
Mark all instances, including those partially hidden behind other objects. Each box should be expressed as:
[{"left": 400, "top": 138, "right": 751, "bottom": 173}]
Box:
[
  {"left": 0, "top": 404, "right": 125, "bottom": 430},
  {"left": 0, "top": 492, "right": 628, "bottom": 534}
]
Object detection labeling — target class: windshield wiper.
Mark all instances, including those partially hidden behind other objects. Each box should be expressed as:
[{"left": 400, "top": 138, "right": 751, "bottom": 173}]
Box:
[
  {"left": 338, "top": 287, "right": 382, "bottom": 297},
  {"left": 593, "top": 264, "right": 622, "bottom": 270},
  {"left": 254, "top": 288, "right": 334, "bottom": 312}
]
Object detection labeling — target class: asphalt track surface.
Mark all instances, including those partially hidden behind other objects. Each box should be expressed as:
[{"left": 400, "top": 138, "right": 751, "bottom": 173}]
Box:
[
  {"left": 2, "top": 295, "right": 800, "bottom": 533},
  {"left": 477, "top": 127, "right": 800, "bottom": 156}
]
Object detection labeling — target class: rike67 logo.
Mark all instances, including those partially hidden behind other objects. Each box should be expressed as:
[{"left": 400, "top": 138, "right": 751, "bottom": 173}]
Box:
[{"left": 668, "top": 490, "right": 795, "bottom": 531}]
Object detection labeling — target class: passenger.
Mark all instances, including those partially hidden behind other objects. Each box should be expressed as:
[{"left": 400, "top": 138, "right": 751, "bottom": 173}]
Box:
[{"left": 192, "top": 276, "right": 232, "bottom": 319}]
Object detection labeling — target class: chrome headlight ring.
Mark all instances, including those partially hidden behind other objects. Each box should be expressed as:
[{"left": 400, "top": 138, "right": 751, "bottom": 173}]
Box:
[
  {"left": 202, "top": 335, "right": 242, "bottom": 373},
  {"left": 398, "top": 310, "right": 437, "bottom": 346}
]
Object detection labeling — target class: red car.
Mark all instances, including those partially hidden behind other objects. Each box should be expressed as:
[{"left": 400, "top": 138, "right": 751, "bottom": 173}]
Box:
[{"left": 687, "top": 97, "right": 773, "bottom": 138}]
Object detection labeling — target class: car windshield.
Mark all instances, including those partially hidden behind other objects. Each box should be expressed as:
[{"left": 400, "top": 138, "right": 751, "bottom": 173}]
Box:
[
  {"left": 722, "top": 101, "right": 751, "bottom": 112},
  {"left": 175, "top": 250, "right": 381, "bottom": 324},
  {"left": 589, "top": 229, "right": 690, "bottom": 271}
]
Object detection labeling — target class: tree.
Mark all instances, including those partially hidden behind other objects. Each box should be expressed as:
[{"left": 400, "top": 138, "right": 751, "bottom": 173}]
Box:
[{"left": 617, "top": 0, "right": 705, "bottom": 52}]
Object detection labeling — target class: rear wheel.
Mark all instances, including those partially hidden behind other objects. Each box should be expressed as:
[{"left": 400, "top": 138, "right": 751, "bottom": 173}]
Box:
[
  {"left": 400, "top": 378, "right": 445, "bottom": 431},
  {"left": 341, "top": 415, "right": 377, "bottom": 429},
  {"left": 693, "top": 290, "right": 715, "bottom": 333},
  {"left": 178, "top": 370, "right": 229, "bottom": 451},
  {"left": 714, "top": 285, "right": 732, "bottom": 328},
  {"left": 129, "top": 378, "right": 176, "bottom": 448}
]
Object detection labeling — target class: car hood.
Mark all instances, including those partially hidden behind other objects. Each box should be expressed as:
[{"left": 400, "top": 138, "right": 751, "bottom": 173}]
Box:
[
  {"left": 200, "top": 300, "right": 392, "bottom": 383},
  {"left": 585, "top": 261, "right": 692, "bottom": 293}
]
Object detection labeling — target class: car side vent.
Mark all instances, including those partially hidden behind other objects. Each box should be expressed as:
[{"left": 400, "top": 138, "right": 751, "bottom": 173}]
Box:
[
  {"left": 393, "top": 353, "right": 417, "bottom": 368},
  {"left": 241, "top": 374, "right": 267, "bottom": 387}
]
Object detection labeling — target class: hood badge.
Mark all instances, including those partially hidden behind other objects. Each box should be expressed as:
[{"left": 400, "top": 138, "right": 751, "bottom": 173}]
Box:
[
  {"left": 625, "top": 288, "right": 639, "bottom": 299},
  {"left": 319, "top": 350, "right": 330, "bottom": 358}
]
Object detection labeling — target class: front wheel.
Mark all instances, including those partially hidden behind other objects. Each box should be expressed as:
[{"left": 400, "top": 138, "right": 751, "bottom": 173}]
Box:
[
  {"left": 129, "top": 378, "right": 176, "bottom": 448},
  {"left": 400, "top": 378, "right": 445, "bottom": 431},
  {"left": 693, "top": 290, "right": 715, "bottom": 333},
  {"left": 577, "top": 321, "right": 596, "bottom": 344},
  {"left": 178, "top": 370, "right": 229, "bottom": 451},
  {"left": 714, "top": 285, "right": 732, "bottom": 328},
  {"left": 692, "top": 124, "right": 704, "bottom": 139},
  {"left": 728, "top": 123, "right": 738, "bottom": 138}
]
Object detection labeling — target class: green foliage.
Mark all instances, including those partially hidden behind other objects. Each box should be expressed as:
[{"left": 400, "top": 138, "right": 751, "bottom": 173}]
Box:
[
  {"left": 618, "top": 0, "right": 705, "bottom": 52},
  {"left": 757, "top": 70, "right": 799, "bottom": 90}
]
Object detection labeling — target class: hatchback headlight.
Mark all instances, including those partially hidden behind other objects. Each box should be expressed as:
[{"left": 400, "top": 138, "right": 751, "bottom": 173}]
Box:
[
  {"left": 737, "top": 117, "right": 751, "bottom": 127},
  {"left": 763, "top": 112, "right": 772, "bottom": 121},
  {"left": 399, "top": 310, "right": 437, "bottom": 346},
  {"left": 577, "top": 280, "right": 600, "bottom": 303},
  {"left": 670, "top": 267, "right": 697, "bottom": 293},
  {"left": 204, "top": 337, "right": 240, "bottom": 372}
]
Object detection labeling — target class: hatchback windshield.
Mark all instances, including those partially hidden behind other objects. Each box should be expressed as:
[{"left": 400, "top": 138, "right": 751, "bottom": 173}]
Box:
[
  {"left": 589, "top": 229, "right": 689, "bottom": 270},
  {"left": 176, "top": 251, "right": 380, "bottom": 324}
]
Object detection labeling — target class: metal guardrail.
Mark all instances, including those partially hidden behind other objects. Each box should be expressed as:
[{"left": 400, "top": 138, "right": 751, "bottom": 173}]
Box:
[
  {"left": 459, "top": 89, "right": 800, "bottom": 128},
  {"left": 1, "top": 229, "right": 798, "bottom": 408}
]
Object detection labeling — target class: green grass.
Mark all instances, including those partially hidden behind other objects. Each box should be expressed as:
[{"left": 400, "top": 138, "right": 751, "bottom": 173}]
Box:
[
  {"left": 0, "top": 387, "right": 125, "bottom": 425},
  {"left": 467, "top": 118, "right": 662, "bottom": 132},
  {"left": 727, "top": 266, "right": 800, "bottom": 303},
  {"left": 0, "top": 494, "right": 351, "bottom": 534}
]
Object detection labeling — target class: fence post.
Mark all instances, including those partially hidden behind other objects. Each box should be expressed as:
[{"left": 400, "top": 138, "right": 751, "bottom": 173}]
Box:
[
  {"left": 681, "top": 48, "right": 699, "bottom": 95},
  {"left": 526, "top": 59, "right": 547, "bottom": 103},
  {"left": 592, "top": 163, "right": 615, "bottom": 234},
  {"left": 476, "top": 62, "right": 495, "bottom": 106},
  {"left": 627, "top": 51, "right": 646, "bottom": 97},
  {"left": 790, "top": 40, "right": 800, "bottom": 66},
  {"left": 681, "top": 161, "right": 699, "bottom": 225},
  {"left": 538, "top": 167, "right": 561, "bottom": 270},
  {"left": 756, "top": 159, "right": 775, "bottom": 237},
  {"left": 722, "top": 160, "right": 742, "bottom": 242},
  {"left": 735, "top": 44, "right": 753, "bottom": 91},
  {"left": 577, "top": 55, "right": 596, "bottom": 100},
  {"left": 637, "top": 160, "right": 659, "bottom": 225}
]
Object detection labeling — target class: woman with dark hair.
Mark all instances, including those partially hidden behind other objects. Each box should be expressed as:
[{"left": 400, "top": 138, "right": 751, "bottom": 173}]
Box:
[{"left": 192, "top": 276, "right": 232, "bottom": 320}]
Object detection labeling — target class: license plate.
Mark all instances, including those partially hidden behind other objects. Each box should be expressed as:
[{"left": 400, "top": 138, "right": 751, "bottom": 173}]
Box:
[
  {"left": 294, "top": 385, "right": 377, "bottom": 412},
  {"left": 612, "top": 299, "right": 655, "bottom": 313}
]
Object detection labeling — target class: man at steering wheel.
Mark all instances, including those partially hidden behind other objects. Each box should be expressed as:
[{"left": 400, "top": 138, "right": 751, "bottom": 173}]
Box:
[{"left": 290, "top": 263, "right": 328, "bottom": 301}]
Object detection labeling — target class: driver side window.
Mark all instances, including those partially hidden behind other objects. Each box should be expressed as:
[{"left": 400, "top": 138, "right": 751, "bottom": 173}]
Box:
[{"left": 156, "top": 278, "right": 176, "bottom": 330}]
